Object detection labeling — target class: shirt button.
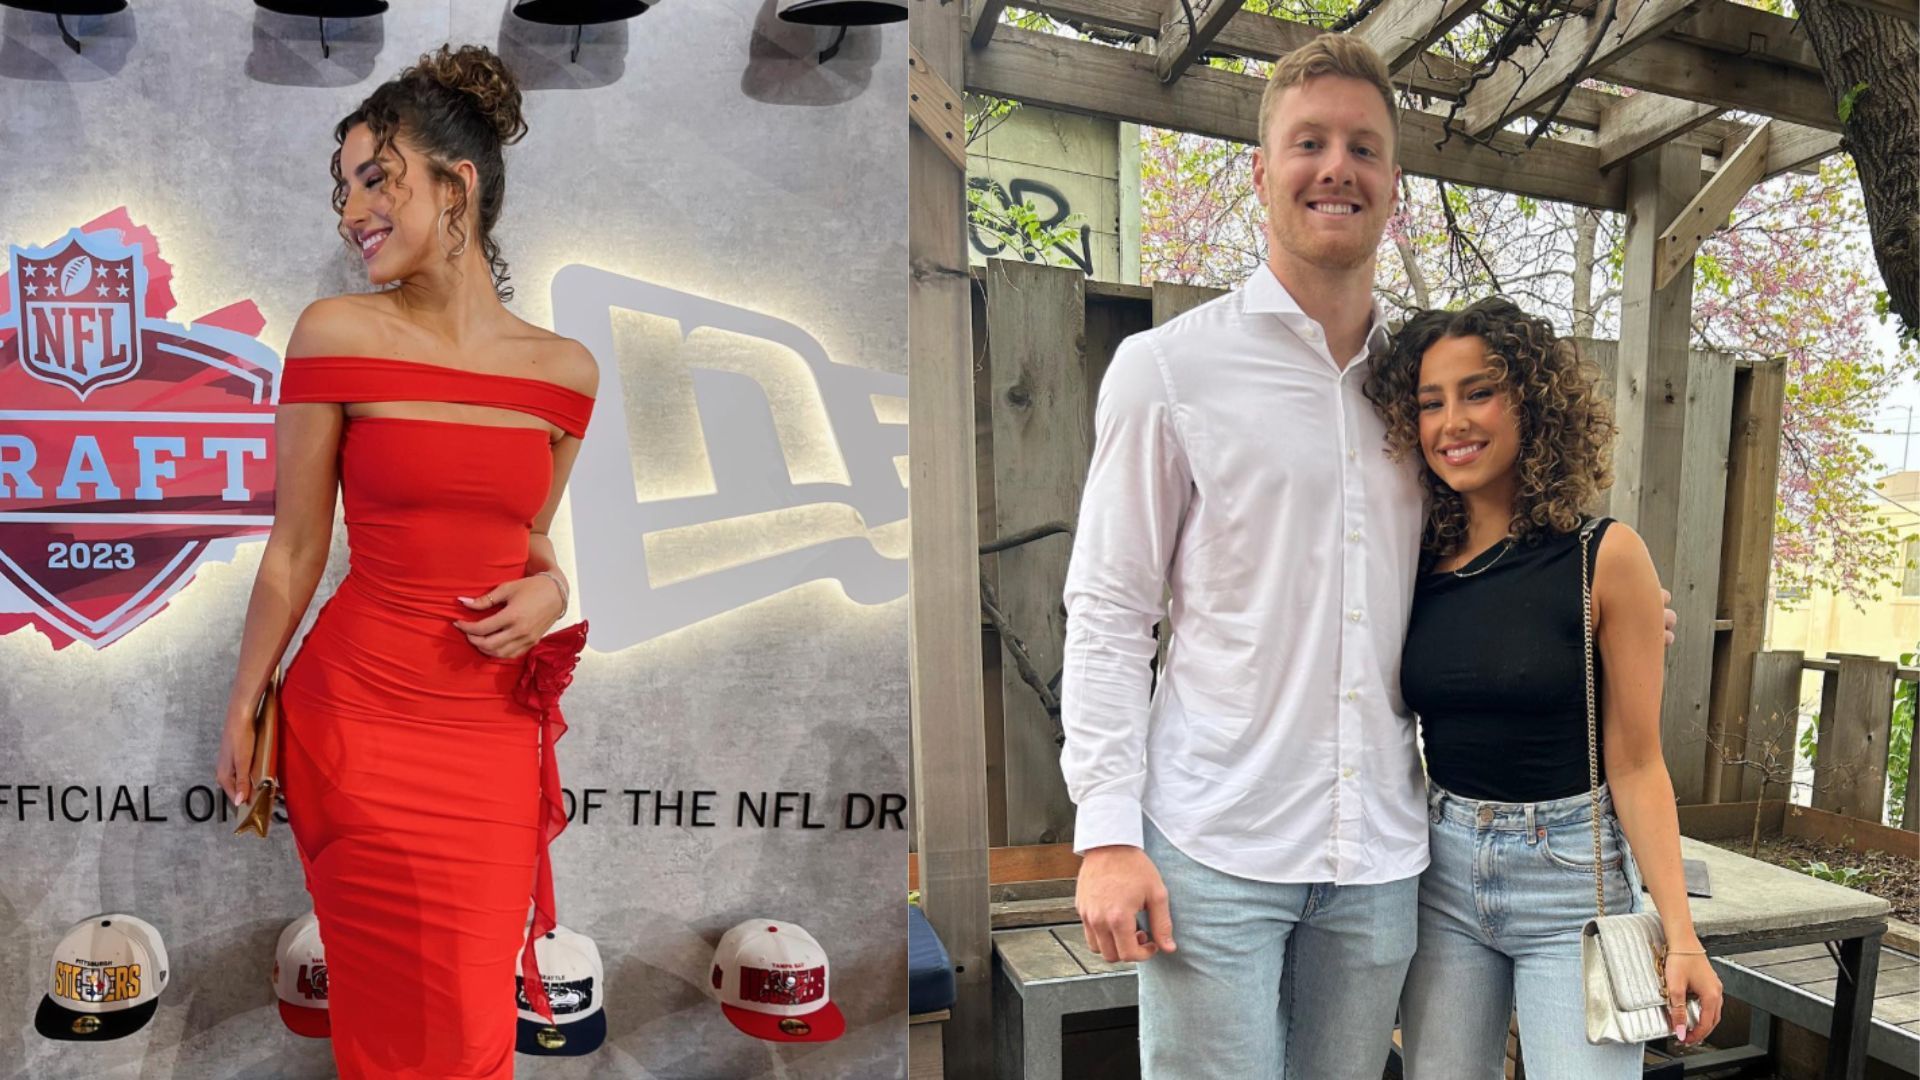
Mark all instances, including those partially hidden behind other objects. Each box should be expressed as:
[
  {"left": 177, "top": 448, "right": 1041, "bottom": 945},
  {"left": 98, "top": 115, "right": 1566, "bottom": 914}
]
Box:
[
  {"left": 1345, "top": 690, "right": 1358, "bottom": 702},
  {"left": 1342, "top": 768, "right": 1356, "bottom": 780},
  {"left": 1348, "top": 529, "right": 1362, "bottom": 541},
  {"left": 1349, "top": 609, "right": 1363, "bottom": 623},
  {"left": 1348, "top": 449, "right": 1358, "bottom": 460}
]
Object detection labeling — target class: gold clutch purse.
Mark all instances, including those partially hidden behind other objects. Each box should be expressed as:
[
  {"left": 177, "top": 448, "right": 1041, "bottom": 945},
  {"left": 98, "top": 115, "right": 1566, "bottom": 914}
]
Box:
[{"left": 233, "top": 670, "right": 281, "bottom": 838}]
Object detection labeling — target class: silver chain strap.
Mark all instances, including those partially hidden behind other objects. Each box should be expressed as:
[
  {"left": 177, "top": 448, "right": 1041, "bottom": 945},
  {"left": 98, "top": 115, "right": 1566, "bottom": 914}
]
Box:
[{"left": 1581, "top": 519, "right": 1606, "bottom": 918}]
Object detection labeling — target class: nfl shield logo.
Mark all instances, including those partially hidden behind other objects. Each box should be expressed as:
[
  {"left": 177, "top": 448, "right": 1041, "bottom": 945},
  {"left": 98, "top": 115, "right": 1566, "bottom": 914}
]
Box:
[
  {"left": 11, "top": 231, "right": 146, "bottom": 400},
  {"left": 0, "top": 209, "right": 279, "bottom": 649}
]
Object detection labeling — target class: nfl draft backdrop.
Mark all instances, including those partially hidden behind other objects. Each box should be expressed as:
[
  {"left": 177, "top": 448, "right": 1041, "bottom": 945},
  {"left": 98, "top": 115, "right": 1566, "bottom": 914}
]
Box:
[{"left": 0, "top": 3, "right": 908, "bottom": 1077}]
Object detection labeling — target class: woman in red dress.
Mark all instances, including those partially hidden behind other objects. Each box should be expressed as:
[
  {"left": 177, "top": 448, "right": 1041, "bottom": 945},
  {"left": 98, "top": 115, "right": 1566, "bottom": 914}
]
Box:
[{"left": 215, "top": 45, "right": 597, "bottom": 1078}]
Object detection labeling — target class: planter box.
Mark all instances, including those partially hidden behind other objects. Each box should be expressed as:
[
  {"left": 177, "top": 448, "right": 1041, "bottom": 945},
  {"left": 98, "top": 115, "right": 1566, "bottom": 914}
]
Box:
[{"left": 1679, "top": 801, "right": 1920, "bottom": 860}]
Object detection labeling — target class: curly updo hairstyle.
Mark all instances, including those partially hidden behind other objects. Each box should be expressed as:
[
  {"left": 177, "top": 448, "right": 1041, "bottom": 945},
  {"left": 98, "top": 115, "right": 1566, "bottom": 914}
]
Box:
[
  {"left": 330, "top": 44, "right": 528, "bottom": 300},
  {"left": 1362, "top": 297, "right": 1617, "bottom": 564}
]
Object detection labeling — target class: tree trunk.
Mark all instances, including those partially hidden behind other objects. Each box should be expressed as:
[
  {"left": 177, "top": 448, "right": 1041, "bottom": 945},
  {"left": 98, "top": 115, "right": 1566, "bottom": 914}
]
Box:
[
  {"left": 1796, "top": 0, "right": 1918, "bottom": 338},
  {"left": 1572, "top": 208, "right": 1598, "bottom": 338}
]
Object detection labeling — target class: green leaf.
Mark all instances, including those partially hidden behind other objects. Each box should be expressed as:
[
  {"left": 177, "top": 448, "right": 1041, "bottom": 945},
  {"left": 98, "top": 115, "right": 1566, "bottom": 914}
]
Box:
[{"left": 1838, "top": 82, "right": 1869, "bottom": 124}]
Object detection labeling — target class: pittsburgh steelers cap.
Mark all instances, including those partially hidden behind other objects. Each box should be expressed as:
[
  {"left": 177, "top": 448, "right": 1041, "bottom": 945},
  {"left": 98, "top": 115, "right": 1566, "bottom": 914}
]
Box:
[{"left": 35, "top": 914, "right": 170, "bottom": 1041}]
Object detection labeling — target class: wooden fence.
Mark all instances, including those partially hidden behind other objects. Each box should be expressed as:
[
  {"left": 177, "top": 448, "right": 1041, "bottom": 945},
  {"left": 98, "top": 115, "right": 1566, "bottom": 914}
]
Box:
[
  {"left": 968, "top": 258, "right": 1790, "bottom": 847},
  {"left": 1745, "top": 650, "right": 1920, "bottom": 830}
]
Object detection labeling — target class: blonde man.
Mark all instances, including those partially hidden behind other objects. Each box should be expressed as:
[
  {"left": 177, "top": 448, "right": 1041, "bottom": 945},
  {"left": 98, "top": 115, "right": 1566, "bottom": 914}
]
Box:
[{"left": 1062, "top": 35, "right": 1427, "bottom": 1078}]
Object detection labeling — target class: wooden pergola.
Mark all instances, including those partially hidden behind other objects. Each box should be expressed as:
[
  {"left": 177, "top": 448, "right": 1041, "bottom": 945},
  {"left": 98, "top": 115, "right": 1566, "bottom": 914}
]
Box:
[{"left": 905, "top": 0, "right": 1906, "bottom": 1072}]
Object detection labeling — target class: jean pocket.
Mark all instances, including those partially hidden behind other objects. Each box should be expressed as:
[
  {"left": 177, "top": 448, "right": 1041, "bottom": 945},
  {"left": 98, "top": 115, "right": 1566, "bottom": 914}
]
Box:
[{"left": 1539, "top": 817, "right": 1624, "bottom": 876}]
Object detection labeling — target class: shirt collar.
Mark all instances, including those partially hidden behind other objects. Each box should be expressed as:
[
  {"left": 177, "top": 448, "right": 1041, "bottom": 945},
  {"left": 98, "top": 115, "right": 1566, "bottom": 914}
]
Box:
[{"left": 1244, "top": 263, "right": 1392, "bottom": 358}]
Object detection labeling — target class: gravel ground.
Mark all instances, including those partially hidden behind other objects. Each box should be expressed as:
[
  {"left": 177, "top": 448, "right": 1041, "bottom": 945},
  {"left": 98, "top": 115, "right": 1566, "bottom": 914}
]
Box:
[{"left": 1702, "top": 834, "right": 1920, "bottom": 924}]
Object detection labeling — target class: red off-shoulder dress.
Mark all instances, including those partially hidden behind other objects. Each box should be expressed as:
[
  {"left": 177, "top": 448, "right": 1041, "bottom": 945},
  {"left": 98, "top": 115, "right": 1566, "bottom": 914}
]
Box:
[{"left": 276, "top": 356, "right": 592, "bottom": 1078}]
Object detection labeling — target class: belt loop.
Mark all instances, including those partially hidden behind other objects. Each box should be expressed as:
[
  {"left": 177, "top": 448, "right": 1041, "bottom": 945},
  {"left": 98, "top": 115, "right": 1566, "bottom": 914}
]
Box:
[
  {"left": 1429, "top": 787, "right": 1445, "bottom": 824},
  {"left": 1524, "top": 803, "right": 1537, "bottom": 844}
]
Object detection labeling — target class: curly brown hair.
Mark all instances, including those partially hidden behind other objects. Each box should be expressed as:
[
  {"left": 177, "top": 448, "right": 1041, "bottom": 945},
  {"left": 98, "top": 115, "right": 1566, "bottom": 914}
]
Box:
[
  {"left": 1362, "top": 297, "right": 1616, "bottom": 563},
  {"left": 330, "top": 45, "right": 528, "bottom": 300}
]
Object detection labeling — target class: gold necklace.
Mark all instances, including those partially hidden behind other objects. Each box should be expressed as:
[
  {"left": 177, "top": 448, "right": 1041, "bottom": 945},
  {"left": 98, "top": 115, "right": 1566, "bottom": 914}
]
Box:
[{"left": 1449, "top": 537, "right": 1516, "bottom": 578}]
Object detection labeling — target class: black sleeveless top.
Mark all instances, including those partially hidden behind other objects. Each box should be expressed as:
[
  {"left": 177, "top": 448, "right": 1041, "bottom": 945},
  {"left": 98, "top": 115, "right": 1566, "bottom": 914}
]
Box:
[{"left": 1400, "top": 520, "right": 1611, "bottom": 802}]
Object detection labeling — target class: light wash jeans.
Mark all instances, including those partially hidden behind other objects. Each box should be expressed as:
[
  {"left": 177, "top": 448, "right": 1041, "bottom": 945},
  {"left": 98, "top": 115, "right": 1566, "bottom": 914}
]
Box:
[
  {"left": 1138, "top": 817, "right": 1418, "bottom": 1079},
  {"left": 1400, "top": 783, "right": 1648, "bottom": 1080}
]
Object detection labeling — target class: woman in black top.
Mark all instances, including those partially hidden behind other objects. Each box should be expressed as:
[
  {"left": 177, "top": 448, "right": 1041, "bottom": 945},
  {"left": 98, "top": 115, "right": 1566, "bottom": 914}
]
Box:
[{"left": 1364, "top": 298, "right": 1721, "bottom": 1077}]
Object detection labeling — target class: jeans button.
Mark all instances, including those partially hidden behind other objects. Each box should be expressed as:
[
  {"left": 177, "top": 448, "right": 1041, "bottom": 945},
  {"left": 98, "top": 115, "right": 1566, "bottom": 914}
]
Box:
[{"left": 1476, "top": 806, "right": 1494, "bottom": 826}]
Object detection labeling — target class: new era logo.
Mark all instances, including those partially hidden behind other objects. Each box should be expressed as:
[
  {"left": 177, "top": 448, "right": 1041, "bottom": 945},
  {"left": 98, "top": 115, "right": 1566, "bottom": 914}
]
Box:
[{"left": 552, "top": 268, "right": 906, "bottom": 651}]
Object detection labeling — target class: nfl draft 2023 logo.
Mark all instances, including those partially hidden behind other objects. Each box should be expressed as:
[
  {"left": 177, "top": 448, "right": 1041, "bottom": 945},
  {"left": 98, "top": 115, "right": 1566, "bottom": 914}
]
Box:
[{"left": 0, "top": 209, "right": 279, "bottom": 649}]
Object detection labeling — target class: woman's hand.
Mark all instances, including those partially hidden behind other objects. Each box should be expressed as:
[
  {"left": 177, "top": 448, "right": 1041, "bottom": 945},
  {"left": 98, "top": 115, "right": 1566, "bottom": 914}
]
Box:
[
  {"left": 215, "top": 709, "right": 258, "bottom": 808},
  {"left": 452, "top": 575, "right": 566, "bottom": 659},
  {"left": 1666, "top": 949, "right": 1723, "bottom": 1045}
]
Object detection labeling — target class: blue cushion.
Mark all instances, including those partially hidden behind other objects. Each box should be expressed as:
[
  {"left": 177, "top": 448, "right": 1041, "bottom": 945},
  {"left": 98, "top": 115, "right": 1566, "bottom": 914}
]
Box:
[{"left": 908, "top": 904, "right": 956, "bottom": 1014}]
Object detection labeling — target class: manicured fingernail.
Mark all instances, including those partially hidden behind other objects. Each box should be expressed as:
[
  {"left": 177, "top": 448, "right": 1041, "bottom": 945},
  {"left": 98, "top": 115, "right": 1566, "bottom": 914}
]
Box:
[
  {"left": 1673, "top": 1024, "right": 1687, "bottom": 1041},
  {"left": 457, "top": 596, "right": 473, "bottom": 604}
]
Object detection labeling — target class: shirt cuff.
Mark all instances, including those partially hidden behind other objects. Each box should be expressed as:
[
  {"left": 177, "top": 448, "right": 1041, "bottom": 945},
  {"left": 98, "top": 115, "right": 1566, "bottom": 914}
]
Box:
[{"left": 1072, "top": 791, "right": 1145, "bottom": 854}]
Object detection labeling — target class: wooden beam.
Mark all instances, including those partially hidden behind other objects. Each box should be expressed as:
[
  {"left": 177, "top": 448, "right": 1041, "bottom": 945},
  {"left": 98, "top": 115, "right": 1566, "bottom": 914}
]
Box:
[
  {"left": 909, "top": 3, "right": 992, "bottom": 1074},
  {"left": 1459, "top": 0, "right": 1702, "bottom": 137},
  {"left": 1656, "top": 120, "right": 1770, "bottom": 289},
  {"left": 1158, "top": 0, "right": 1246, "bottom": 82},
  {"left": 1614, "top": 141, "right": 1705, "bottom": 799},
  {"left": 1757, "top": 121, "right": 1845, "bottom": 180},
  {"left": 1597, "top": 91, "right": 1721, "bottom": 170},
  {"left": 1028, "top": 0, "right": 1823, "bottom": 173},
  {"left": 908, "top": 46, "right": 969, "bottom": 172},
  {"left": 1354, "top": 0, "right": 1488, "bottom": 72},
  {"left": 967, "top": 26, "right": 1626, "bottom": 208},
  {"left": 1708, "top": 361, "right": 1786, "bottom": 803},
  {"left": 985, "top": 260, "right": 1087, "bottom": 845},
  {"left": 1836, "top": 0, "right": 1919, "bottom": 23},
  {"left": 1026, "top": 0, "right": 1461, "bottom": 93},
  {"left": 1602, "top": 38, "right": 1844, "bottom": 131},
  {"left": 908, "top": 843, "right": 1081, "bottom": 891},
  {"left": 1666, "top": 1, "right": 1821, "bottom": 73},
  {"left": 970, "top": 0, "right": 1010, "bottom": 48}
]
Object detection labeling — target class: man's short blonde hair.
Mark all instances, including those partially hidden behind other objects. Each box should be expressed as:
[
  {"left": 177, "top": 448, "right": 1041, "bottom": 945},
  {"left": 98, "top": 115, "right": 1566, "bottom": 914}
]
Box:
[{"left": 1257, "top": 34, "right": 1399, "bottom": 161}]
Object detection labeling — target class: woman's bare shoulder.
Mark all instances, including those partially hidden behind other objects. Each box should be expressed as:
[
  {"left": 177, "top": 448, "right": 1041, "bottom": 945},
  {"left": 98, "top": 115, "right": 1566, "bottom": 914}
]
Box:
[
  {"left": 543, "top": 337, "right": 599, "bottom": 398},
  {"left": 1594, "top": 520, "right": 1659, "bottom": 603},
  {"left": 285, "top": 293, "right": 399, "bottom": 360},
  {"left": 503, "top": 319, "right": 598, "bottom": 397}
]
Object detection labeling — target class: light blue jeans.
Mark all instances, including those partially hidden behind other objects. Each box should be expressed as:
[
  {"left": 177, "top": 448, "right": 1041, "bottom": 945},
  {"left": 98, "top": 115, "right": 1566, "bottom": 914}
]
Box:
[
  {"left": 1139, "top": 817, "right": 1418, "bottom": 1079},
  {"left": 1400, "top": 784, "right": 1647, "bottom": 1079}
]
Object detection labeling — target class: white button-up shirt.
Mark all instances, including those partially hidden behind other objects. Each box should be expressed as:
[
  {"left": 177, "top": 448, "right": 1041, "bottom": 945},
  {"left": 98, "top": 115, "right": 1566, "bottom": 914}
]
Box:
[{"left": 1060, "top": 265, "right": 1430, "bottom": 885}]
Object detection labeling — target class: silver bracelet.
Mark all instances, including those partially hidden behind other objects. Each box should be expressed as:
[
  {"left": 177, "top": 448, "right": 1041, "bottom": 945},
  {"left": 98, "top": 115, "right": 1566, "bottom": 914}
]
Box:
[{"left": 535, "top": 569, "right": 569, "bottom": 610}]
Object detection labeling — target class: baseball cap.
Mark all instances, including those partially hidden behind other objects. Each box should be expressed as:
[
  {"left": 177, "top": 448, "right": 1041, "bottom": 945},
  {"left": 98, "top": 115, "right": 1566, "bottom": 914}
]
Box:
[
  {"left": 34, "top": 914, "right": 170, "bottom": 1041},
  {"left": 515, "top": 926, "right": 607, "bottom": 1056},
  {"left": 710, "top": 919, "right": 845, "bottom": 1043},
  {"left": 271, "top": 912, "right": 330, "bottom": 1038}
]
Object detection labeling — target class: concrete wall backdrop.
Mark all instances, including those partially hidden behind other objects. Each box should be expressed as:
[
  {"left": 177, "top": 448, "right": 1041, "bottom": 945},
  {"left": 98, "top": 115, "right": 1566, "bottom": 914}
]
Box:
[{"left": 0, "top": 2, "right": 908, "bottom": 1077}]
